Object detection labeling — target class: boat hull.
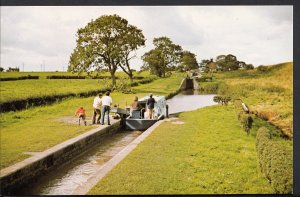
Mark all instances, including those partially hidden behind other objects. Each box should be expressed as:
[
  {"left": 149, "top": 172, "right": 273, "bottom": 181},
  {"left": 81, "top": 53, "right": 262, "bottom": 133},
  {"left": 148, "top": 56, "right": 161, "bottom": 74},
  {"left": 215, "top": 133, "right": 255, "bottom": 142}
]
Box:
[{"left": 126, "top": 119, "right": 158, "bottom": 131}]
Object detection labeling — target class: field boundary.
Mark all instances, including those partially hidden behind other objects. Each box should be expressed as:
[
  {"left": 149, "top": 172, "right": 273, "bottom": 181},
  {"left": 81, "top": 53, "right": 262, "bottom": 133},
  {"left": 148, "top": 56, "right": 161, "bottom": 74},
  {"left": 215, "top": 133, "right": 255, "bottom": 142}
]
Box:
[{"left": 0, "top": 77, "right": 157, "bottom": 113}]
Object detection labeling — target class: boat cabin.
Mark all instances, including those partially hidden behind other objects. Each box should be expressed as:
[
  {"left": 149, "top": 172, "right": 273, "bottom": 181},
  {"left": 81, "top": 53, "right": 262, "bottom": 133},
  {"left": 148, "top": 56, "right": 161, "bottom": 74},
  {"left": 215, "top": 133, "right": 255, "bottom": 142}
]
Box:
[{"left": 126, "top": 95, "right": 167, "bottom": 131}]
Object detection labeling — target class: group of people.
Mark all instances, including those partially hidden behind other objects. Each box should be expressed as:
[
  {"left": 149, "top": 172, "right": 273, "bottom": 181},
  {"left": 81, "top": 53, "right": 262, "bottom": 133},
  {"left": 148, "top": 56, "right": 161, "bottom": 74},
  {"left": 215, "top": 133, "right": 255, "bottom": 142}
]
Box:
[
  {"left": 75, "top": 92, "right": 156, "bottom": 126},
  {"left": 75, "top": 91, "right": 113, "bottom": 126},
  {"left": 131, "top": 93, "right": 156, "bottom": 119}
]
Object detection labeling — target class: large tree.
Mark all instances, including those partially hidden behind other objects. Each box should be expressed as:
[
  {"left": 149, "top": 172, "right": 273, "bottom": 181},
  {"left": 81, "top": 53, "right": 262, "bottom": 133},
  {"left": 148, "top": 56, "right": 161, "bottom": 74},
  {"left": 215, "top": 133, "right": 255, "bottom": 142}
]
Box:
[
  {"left": 142, "top": 37, "right": 182, "bottom": 77},
  {"left": 68, "top": 14, "right": 145, "bottom": 86},
  {"left": 178, "top": 51, "right": 199, "bottom": 72}
]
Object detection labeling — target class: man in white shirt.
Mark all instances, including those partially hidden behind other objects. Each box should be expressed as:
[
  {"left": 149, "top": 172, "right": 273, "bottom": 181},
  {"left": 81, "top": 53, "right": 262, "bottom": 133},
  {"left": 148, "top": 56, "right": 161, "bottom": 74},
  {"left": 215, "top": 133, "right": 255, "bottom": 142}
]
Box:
[
  {"left": 92, "top": 93, "right": 102, "bottom": 124},
  {"left": 101, "top": 91, "right": 113, "bottom": 125}
]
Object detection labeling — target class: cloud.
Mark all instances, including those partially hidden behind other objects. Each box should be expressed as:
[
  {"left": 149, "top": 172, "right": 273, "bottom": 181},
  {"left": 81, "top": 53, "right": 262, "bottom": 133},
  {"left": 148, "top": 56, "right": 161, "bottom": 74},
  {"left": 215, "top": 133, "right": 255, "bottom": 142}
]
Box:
[{"left": 0, "top": 6, "right": 293, "bottom": 71}]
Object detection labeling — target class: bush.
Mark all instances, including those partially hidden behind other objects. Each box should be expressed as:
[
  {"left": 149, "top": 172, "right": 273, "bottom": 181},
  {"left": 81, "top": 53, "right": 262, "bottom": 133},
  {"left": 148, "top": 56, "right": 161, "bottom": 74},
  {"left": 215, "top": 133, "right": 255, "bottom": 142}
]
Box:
[
  {"left": 240, "top": 113, "right": 253, "bottom": 134},
  {"left": 213, "top": 95, "right": 231, "bottom": 105},
  {"left": 234, "top": 99, "right": 253, "bottom": 134},
  {"left": 213, "top": 95, "right": 221, "bottom": 103},
  {"left": 0, "top": 75, "right": 39, "bottom": 81},
  {"left": 257, "top": 65, "right": 268, "bottom": 72},
  {"left": 256, "top": 127, "right": 293, "bottom": 194}
]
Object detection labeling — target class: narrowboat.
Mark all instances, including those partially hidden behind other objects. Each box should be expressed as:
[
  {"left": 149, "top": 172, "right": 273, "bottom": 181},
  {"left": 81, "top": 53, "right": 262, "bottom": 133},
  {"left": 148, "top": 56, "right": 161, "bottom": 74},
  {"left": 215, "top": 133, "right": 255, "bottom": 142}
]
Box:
[{"left": 111, "top": 95, "right": 168, "bottom": 131}]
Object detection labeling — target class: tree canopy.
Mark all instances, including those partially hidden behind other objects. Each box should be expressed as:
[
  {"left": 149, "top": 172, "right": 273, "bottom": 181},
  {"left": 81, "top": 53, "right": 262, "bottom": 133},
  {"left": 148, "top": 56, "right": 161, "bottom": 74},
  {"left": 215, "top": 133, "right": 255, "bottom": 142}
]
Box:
[
  {"left": 178, "top": 51, "right": 199, "bottom": 72},
  {"left": 142, "top": 37, "right": 182, "bottom": 77},
  {"left": 68, "top": 14, "right": 145, "bottom": 86},
  {"left": 201, "top": 54, "right": 254, "bottom": 72}
]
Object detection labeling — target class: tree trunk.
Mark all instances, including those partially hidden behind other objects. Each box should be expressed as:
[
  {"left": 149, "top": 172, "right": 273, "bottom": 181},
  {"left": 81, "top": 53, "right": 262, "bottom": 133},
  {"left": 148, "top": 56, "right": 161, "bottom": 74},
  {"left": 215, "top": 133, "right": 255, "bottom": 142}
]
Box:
[
  {"left": 111, "top": 72, "right": 116, "bottom": 87},
  {"left": 129, "top": 72, "right": 133, "bottom": 83}
]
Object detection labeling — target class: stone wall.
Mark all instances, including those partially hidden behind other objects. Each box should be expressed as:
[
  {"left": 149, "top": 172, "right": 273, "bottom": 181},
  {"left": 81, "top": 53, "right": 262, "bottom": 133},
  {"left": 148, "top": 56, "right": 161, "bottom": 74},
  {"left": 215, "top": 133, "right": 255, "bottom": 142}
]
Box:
[{"left": 0, "top": 120, "right": 122, "bottom": 195}]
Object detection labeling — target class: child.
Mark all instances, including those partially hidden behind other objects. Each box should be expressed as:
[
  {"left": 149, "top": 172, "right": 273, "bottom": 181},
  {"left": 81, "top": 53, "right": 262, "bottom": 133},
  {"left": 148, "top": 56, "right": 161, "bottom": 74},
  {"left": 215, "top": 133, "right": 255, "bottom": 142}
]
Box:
[{"left": 75, "top": 107, "right": 87, "bottom": 126}]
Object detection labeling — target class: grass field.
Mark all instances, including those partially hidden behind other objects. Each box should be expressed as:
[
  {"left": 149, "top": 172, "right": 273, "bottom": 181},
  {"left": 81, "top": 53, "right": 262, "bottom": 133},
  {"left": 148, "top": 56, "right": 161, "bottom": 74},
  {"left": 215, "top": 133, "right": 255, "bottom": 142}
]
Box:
[
  {"left": 213, "top": 62, "right": 293, "bottom": 138},
  {"left": 88, "top": 105, "right": 275, "bottom": 194},
  {"left": 0, "top": 71, "right": 153, "bottom": 103},
  {"left": 0, "top": 72, "right": 185, "bottom": 169}
]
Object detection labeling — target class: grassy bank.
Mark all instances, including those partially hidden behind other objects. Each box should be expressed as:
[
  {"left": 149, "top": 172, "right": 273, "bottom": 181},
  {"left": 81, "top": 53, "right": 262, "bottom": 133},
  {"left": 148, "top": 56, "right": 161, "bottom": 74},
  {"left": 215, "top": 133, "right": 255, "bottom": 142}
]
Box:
[
  {"left": 0, "top": 72, "right": 185, "bottom": 169},
  {"left": 88, "top": 105, "right": 274, "bottom": 194},
  {"left": 200, "top": 62, "right": 293, "bottom": 138}
]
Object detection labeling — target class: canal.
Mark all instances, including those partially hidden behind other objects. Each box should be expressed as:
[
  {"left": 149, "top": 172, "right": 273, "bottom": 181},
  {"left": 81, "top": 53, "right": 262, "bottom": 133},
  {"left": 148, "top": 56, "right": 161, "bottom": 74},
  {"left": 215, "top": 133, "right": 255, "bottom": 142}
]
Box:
[{"left": 15, "top": 91, "right": 217, "bottom": 195}]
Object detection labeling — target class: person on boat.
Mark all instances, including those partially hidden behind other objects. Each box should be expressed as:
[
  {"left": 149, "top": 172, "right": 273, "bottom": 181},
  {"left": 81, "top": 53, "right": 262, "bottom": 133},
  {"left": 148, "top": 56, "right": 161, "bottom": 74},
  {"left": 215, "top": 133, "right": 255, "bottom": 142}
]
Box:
[
  {"left": 75, "top": 106, "right": 87, "bottom": 126},
  {"left": 92, "top": 93, "right": 102, "bottom": 124},
  {"left": 101, "top": 91, "right": 113, "bottom": 125},
  {"left": 147, "top": 93, "right": 156, "bottom": 119},
  {"left": 131, "top": 96, "right": 145, "bottom": 118}
]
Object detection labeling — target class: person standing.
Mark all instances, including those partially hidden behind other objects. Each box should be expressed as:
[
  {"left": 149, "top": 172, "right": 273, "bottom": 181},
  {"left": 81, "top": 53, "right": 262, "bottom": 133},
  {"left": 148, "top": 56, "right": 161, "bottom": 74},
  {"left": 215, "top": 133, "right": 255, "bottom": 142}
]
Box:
[
  {"left": 92, "top": 93, "right": 102, "bottom": 124},
  {"left": 147, "top": 93, "right": 156, "bottom": 119},
  {"left": 101, "top": 91, "right": 113, "bottom": 125}
]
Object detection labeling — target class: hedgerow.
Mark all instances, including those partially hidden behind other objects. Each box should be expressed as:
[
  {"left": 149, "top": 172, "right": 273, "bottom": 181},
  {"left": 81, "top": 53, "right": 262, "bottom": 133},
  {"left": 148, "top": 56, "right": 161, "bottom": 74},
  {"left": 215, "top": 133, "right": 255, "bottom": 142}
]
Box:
[
  {"left": 0, "top": 75, "right": 39, "bottom": 81},
  {"left": 46, "top": 75, "right": 145, "bottom": 80},
  {"left": 46, "top": 75, "right": 86, "bottom": 79},
  {"left": 0, "top": 76, "right": 157, "bottom": 113},
  {"left": 255, "top": 127, "right": 293, "bottom": 194}
]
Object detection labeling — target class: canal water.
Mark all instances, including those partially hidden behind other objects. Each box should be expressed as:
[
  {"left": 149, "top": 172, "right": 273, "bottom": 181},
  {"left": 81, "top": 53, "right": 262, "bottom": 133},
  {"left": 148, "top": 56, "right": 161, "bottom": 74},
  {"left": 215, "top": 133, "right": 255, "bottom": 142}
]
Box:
[
  {"left": 16, "top": 131, "right": 142, "bottom": 195},
  {"left": 167, "top": 89, "right": 216, "bottom": 114},
  {"left": 15, "top": 91, "right": 217, "bottom": 195}
]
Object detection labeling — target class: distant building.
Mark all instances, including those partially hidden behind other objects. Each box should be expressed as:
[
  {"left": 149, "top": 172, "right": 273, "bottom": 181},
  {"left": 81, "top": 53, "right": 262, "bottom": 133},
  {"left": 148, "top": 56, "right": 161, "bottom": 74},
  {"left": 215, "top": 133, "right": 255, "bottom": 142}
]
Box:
[{"left": 207, "top": 59, "right": 217, "bottom": 72}]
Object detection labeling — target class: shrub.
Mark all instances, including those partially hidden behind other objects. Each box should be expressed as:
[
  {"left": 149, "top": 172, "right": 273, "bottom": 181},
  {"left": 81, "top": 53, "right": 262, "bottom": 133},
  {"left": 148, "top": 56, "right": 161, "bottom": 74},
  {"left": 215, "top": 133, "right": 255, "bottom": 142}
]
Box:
[
  {"left": 257, "top": 65, "right": 268, "bottom": 72},
  {"left": 255, "top": 127, "right": 293, "bottom": 194},
  {"left": 234, "top": 99, "right": 253, "bottom": 134},
  {"left": 213, "top": 95, "right": 221, "bottom": 103},
  {"left": 213, "top": 95, "right": 231, "bottom": 105},
  {"left": 240, "top": 113, "right": 253, "bottom": 134}
]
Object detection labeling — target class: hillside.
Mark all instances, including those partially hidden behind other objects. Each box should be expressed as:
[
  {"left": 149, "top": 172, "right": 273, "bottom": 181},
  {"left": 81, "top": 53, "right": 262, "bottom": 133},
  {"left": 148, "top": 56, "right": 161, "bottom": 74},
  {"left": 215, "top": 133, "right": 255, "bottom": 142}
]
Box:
[{"left": 214, "top": 62, "right": 293, "bottom": 138}]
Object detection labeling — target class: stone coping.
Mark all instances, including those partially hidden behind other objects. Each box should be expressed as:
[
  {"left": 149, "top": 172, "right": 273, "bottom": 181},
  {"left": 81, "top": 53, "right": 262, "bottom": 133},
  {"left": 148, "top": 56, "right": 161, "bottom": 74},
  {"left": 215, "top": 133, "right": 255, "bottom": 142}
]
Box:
[{"left": 72, "top": 119, "right": 165, "bottom": 195}]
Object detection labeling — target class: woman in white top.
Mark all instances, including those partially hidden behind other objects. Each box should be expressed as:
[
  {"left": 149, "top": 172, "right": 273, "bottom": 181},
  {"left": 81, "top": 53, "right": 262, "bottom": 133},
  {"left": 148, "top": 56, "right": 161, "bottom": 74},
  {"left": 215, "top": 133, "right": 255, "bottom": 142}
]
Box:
[{"left": 101, "top": 91, "right": 113, "bottom": 125}]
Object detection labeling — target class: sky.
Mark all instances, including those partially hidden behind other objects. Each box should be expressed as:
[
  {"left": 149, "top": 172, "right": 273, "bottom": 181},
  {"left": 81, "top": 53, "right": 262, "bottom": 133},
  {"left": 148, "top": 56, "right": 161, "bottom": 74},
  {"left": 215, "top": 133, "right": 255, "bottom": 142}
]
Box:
[{"left": 0, "top": 6, "right": 293, "bottom": 72}]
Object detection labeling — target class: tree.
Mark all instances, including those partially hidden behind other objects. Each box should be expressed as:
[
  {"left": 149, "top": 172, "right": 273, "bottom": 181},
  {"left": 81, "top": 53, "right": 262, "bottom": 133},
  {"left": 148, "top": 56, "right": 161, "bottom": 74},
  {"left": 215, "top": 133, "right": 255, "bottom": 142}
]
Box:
[
  {"left": 178, "top": 51, "right": 199, "bottom": 72},
  {"left": 0, "top": 67, "right": 4, "bottom": 72},
  {"left": 68, "top": 14, "right": 145, "bottom": 87},
  {"left": 245, "top": 64, "right": 254, "bottom": 70},
  {"left": 116, "top": 25, "right": 145, "bottom": 82},
  {"left": 142, "top": 37, "right": 182, "bottom": 77},
  {"left": 216, "top": 54, "right": 239, "bottom": 71}
]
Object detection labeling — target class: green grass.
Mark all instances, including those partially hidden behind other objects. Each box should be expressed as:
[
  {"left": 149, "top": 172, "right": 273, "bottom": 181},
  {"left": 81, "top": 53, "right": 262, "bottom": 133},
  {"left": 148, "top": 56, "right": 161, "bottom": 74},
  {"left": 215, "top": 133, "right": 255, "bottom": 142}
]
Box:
[
  {"left": 0, "top": 72, "right": 185, "bottom": 169},
  {"left": 0, "top": 71, "right": 154, "bottom": 103},
  {"left": 210, "top": 62, "right": 293, "bottom": 138},
  {"left": 88, "top": 105, "right": 274, "bottom": 194}
]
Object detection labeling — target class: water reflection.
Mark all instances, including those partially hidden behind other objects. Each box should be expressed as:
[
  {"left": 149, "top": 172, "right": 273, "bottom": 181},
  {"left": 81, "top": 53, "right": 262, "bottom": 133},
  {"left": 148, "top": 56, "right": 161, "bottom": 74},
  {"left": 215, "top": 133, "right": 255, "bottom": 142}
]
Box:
[{"left": 167, "top": 90, "right": 217, "bottom": 114}]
